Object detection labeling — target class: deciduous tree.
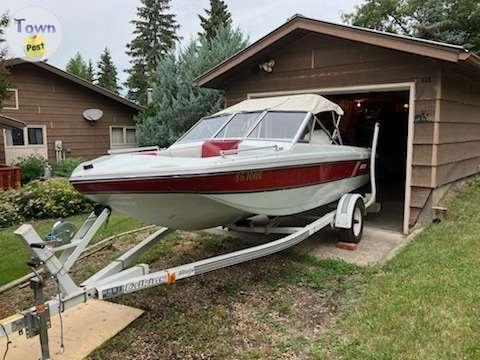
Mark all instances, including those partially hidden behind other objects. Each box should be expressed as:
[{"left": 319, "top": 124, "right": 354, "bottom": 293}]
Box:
[
  {"left": 343, "top": 0, "right": 480, "bottom": 53},
  {"left": 66, "top": 52, "right": 95, "bottom": 81}
]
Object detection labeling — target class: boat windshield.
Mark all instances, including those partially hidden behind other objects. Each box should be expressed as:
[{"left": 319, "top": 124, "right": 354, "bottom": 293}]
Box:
[
  {"left": 177, "top": 111, "right": 308, "bottom": 144},
  {"left": 247, "top": 111, "right": 306, "bottom": 141},
  {"left": 215, "top": 112, "right": 262, "bottom": 139},
  {"left": 177, "top": 115, "right": 230, "bottom": 144}
]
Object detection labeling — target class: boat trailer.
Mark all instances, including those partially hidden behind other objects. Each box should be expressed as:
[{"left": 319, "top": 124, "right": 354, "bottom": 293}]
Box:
[{"left": 0, "top": 125, "right": 379, "bottom": 359}]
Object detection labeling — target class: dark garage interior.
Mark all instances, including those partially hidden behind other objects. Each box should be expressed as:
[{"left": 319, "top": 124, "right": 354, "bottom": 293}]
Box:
[{"left": 326, "top": 91, "right": 410, "bottom": 232}]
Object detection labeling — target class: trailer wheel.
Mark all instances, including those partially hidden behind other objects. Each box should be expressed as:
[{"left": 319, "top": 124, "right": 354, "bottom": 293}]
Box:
[{"left": 339, "top": 198, "right": 365, "bottom": 243}]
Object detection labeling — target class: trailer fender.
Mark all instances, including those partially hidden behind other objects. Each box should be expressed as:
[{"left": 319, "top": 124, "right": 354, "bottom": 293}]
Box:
[{"left": 335, "top": 194, "right": 364, "bottom": 229}]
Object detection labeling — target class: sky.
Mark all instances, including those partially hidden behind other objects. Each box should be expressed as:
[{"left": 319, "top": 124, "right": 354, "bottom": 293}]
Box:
[{"left": 2, "top": 0, "right": 363, "bottom": 90}]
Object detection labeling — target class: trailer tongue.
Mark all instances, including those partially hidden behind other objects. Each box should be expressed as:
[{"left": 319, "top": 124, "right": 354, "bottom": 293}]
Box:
[{"left": 0, "top": 125, "right": 379, "bottom": 360}]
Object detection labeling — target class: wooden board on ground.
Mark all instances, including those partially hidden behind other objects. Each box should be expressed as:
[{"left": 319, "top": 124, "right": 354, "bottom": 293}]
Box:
[{"left": 4, "top": 300, "right": 143, "bottom": 360}]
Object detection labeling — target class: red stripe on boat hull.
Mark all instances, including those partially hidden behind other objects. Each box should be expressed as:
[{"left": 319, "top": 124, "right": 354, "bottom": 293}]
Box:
[{"left": 71, "top": 160, "right": 369, "bottom": 194}]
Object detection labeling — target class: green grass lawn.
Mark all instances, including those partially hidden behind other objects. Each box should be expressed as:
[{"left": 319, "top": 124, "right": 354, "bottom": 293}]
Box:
[
  {"left": 321, "top": 177, "right": 480, "bottom": 359},
  {"left": 0, "top": 212, "right": 144, "bottom": 286}
]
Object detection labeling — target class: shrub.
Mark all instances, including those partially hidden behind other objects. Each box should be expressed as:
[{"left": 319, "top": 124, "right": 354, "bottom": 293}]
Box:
[
  {"left": 50, "top": 158, "right": 84, "bottom": 178},
  {"left": 15, "top": 154, "right": 47, "bottom": 184},
  {"left": 0, "top": 178, "right": 93, "bottom": 227},
  {"left": 18, "top": 178, "right": 93, "bottom": 219},
  {"left": 0, "top": 190, "right": 23, "bottom": 228}
]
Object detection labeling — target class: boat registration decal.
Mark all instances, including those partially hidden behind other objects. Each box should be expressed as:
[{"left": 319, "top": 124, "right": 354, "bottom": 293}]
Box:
[{"left": 235, "top": 170, "right": 263, "bottom": 183}]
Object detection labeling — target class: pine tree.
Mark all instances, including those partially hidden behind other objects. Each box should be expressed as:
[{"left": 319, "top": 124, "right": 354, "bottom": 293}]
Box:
[
  {"left": 66, "top": 52, "right": 95, "bottom": 82},
  {"left": 96, "top": 47, "right": 120, "bottom": 94},
  {"left": 125, "top": 0, "right": 180, "bottom": 105},
  {"left": 86, "top": 59, "right": 95, "bottom": 82},
  {"left": 199, "top": 0, "right": 232, "bottom": 41},
  {"left": 137, "top": 26, "right": 248, "bottom": 147},
  {"left": 0, "top": 13, "right": 10, "bottom": 105}
]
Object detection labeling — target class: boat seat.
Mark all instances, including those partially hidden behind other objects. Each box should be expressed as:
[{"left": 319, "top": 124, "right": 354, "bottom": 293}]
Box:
[
  {"left": 202, "top": 139, "right": 240, "bottom": 157},
  {"left": 310, "top": 130, "right": 331, "bottom": 145}
]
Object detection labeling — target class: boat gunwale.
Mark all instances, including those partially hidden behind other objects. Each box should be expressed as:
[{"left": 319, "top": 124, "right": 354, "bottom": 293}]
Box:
[{"left": 70, "top": 158, "right": 369, "bottom": 184}]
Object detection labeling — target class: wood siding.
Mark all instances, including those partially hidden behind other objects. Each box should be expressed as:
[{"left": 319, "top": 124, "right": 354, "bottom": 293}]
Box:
[
  {"left": 221, "top": 33, "right": 442, "bottom": 228},
  {"left": 433, "top": 66, "right": 480, "bottom": 186},
  {"left": 0, "top": 63, "right": 137, "bottom": 162}
]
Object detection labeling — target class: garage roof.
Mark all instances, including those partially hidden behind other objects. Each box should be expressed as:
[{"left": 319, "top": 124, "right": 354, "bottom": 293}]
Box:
[{"left": 195, "top": 14, "right": 480, "bottom": 88}]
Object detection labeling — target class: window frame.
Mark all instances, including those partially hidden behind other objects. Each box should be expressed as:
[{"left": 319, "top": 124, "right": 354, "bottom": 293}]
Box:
[
  {"left": 4, "top": 125, "right": 47, "bottom": 148},
  {"left": 2, "top": 88, "right": 19, "bottom": 110},
  {"left": 110, "top": 126, "right": 137, "bottom": 146}
]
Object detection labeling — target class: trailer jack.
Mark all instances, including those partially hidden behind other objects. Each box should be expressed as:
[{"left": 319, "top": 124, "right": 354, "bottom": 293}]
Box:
[{"left": 27, "top": 276, "right": 51, "bottom": 360}]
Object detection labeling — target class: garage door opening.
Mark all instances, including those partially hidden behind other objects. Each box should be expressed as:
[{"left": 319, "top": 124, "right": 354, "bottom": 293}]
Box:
[{"left": 326, "top": 91, "right": 410, "bottom": 232}]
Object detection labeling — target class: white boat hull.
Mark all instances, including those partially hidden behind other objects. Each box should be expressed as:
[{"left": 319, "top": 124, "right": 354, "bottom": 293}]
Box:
[{"left": 83, "top": 174, "right": 368, "bottom": 230}]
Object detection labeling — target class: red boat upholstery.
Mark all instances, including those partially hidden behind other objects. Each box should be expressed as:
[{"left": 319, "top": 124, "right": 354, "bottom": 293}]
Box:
[{"left": 201, "top": 140, "right": 240, "bottom": 157}]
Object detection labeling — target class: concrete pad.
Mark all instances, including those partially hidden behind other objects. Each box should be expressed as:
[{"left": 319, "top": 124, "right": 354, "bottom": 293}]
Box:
[
  {"left": 211, "top": 225, "right": 412, "bottom": 266},
  {"left": 299, "top": 226, "right": 409, "bottom": 266},
  {"left": 5, "top": 300, "right": 143, "bottom": 360}
]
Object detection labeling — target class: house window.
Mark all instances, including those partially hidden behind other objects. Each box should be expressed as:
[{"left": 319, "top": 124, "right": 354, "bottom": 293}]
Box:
[
  {"left": 5, "top": 128, "right": 24, "bottom": 146},
  {"left": 110, "top": 126, "right": 136, "bottom": 145},
  {"left": 126, "top": 128, "right": 136, "bottom": 144},
  {"left": 111, "top": 127, "right": 124, "bottom": 144},
  {"left": 5, "top": 126, "right": 45, "bottom": 146},
  {"left": 28, "top": 127, "right": 44, "bottom": 145},
  {"left": 2, "top": 89, "right": 19, "bottom": 110}
]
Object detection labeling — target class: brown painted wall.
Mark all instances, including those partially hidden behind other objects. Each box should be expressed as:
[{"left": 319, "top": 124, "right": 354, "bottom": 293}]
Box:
[
  {"left": 221, "top": 32, "right": 442, "bottom": 228},
  {"left": 0, "top": 63, "right": 137, "bottom": 162},
  {"left": 434, "top": 65, "right": 480, "bottom": 186}
]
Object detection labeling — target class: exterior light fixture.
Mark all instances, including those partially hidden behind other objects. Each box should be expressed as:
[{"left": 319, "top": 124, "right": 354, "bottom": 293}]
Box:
[{"left": 259, "top": 59, "right": 275, "bottom": 73}]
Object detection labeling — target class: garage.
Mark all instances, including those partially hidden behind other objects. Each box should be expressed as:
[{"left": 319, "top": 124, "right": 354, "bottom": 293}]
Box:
[
  {"left": 328, "top": 90, "right": 410, "bottom": 233},
  {"left": 195, "top": 15, "right": 480, "bottom": 234}
]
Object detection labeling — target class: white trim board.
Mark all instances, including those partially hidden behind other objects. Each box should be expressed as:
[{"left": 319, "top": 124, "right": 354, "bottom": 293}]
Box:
[{"left": 2, "top": 88, "right": 19, "bottom": 110}]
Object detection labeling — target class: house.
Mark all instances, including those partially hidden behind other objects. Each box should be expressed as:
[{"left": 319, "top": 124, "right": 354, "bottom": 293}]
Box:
[
  {"left": 195, "top": 15, "right": 480, "bottom": 234},
  {"left": 0, "top": 59, "right": 142, "bottom": 165}
]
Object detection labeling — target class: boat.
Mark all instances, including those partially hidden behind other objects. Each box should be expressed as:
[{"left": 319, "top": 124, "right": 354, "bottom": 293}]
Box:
[{"left": 70, "top": 94, "right": 371, "bottom": 230}]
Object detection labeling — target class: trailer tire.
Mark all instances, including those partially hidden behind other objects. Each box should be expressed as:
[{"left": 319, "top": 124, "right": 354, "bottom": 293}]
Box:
[{"left": 339, "top": 198, "right": 365, "bottom": 244}]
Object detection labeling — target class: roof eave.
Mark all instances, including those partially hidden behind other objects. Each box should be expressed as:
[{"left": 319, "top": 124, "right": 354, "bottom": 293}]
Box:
[
  {"left": 5, "top": 59, "right": 144, "bottom": 112},
  {"left": 195, "top": 15, "right": 472, "bottom": 89},
  {"left": 462, "top": 52, "right": 480, "bottom": 69},
  {"left": 0, "top": 114, "right": 26, "bottom": 129}
]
